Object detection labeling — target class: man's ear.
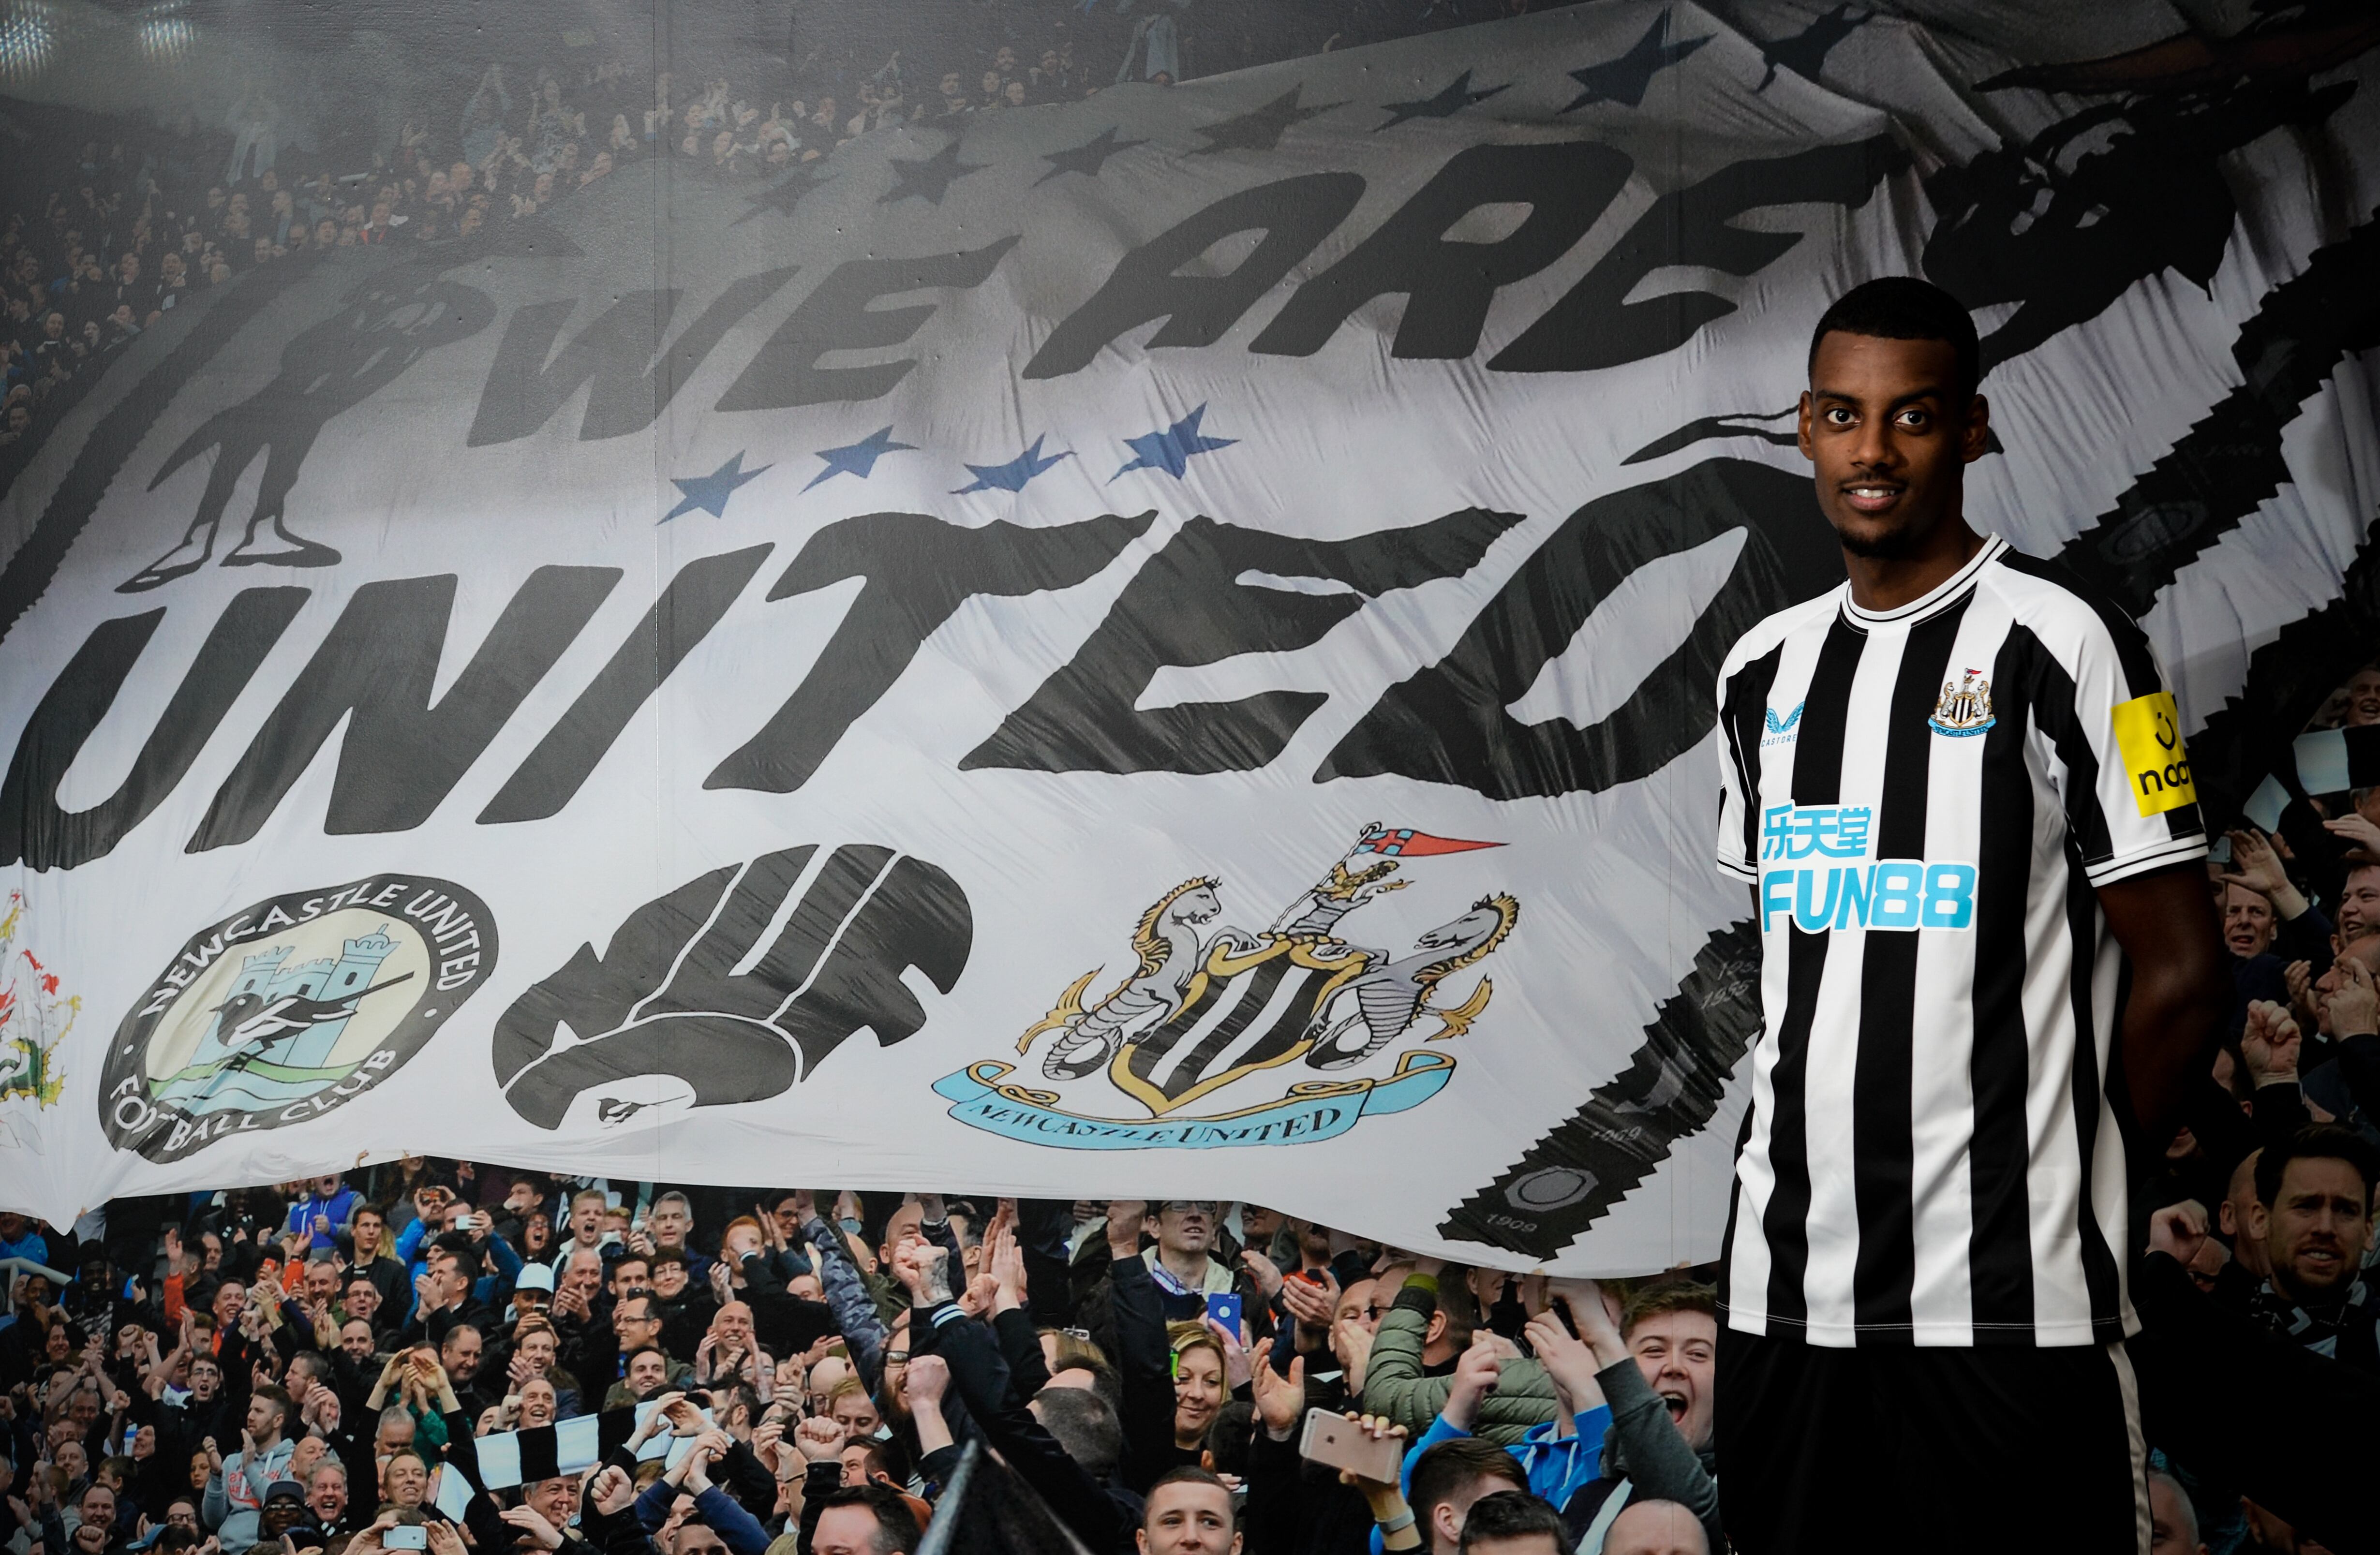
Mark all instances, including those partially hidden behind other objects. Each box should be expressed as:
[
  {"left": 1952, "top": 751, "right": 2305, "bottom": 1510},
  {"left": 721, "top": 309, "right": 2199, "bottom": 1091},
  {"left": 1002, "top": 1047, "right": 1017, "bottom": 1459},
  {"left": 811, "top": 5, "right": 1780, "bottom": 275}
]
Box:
[
  {"left": 1433, "top": 1502, "right": 1462, "bottom": 1549},
  {"left": 1425, "top": 1311, "right": 1446, "bottom": 1348},
  {"left": 1960, "top": 393, "right": 1992, "bottom": 464},
  {"left": 1135, "top": 1530, "right": 1151, "bottom": 1555},
  {"left": 1795, "top": 388, "right": 1815, "bottom": 460}
]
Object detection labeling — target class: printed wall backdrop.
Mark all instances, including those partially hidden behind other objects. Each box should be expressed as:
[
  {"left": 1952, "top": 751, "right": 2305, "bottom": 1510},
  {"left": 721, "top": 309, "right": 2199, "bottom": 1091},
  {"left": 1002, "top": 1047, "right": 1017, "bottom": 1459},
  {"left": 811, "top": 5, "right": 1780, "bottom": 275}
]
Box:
[{"left": 2, "top": 0, "right": 2377, "bottom": 1273}]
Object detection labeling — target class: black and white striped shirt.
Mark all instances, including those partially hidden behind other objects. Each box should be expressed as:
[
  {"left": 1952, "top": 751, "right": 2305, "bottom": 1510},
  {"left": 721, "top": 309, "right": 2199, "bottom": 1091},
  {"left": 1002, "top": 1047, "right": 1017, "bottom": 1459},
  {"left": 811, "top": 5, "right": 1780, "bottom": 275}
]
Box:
[{"left": 1713, "top": 536, "right": 2205, "bottom": 1347}]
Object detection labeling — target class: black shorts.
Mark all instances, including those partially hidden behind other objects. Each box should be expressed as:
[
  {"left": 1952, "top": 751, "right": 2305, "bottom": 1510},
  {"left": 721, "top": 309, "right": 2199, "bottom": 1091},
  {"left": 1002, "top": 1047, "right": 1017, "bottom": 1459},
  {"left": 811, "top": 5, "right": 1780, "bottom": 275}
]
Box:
[{"left": 1716, "top": 1326, "right": 2149, "bottom": 1555}]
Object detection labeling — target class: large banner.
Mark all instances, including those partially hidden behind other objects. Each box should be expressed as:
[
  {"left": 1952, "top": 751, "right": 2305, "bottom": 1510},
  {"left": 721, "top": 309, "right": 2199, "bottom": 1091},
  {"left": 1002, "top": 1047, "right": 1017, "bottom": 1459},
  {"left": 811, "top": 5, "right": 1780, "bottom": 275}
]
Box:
[{"left": 2, "top": 0, "right": 2376, "bottom": 1272}]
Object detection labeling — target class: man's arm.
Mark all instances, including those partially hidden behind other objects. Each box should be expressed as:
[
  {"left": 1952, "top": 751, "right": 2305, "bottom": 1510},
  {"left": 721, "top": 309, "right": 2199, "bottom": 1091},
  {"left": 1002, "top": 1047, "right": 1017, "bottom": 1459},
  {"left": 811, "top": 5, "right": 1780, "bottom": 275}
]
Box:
[
  {"left": 2097, "top": 863, "right": 2229, "bottom": 1152},
  {"left": 1359, "top": 1285, "right": 1450, "bottom": 1437}
]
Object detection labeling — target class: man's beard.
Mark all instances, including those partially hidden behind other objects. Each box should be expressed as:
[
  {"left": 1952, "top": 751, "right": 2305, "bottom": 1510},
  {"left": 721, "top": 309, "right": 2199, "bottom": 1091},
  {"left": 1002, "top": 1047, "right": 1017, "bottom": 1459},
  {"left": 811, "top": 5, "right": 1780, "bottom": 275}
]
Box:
[{"left": 1836, "top": 519, "right": 1926, "bottom": 560}]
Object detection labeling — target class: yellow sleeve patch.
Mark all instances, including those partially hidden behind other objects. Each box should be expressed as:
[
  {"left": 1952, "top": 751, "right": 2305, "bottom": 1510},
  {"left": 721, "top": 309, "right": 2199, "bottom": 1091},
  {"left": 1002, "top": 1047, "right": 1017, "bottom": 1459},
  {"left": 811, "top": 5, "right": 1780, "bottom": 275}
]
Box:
[{"left": 2112, "top": 690, "right": 2196, "bottom": 816}]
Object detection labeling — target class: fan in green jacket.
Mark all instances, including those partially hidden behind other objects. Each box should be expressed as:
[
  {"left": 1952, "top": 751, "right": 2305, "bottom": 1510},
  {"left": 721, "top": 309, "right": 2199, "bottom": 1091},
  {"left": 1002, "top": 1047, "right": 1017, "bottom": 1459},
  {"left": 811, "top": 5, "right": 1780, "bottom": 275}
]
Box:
[{"left": 1364, "top": 1271, "right": 1560, "bottom": 1446}]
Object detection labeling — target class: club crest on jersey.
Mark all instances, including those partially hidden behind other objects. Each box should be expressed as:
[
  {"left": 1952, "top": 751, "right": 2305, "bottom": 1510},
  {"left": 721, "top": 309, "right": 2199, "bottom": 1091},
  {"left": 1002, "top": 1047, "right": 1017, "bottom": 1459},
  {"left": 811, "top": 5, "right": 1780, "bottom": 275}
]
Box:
[
  {"left": 1928, "top": 670, "right": 1996, "bottom": 737},
  {"left": 1761, "top": 702, "right": 1804, "bottom": 747},
  {"left": 935, "top": 826, "right": 1514, "bottom": 1150}
]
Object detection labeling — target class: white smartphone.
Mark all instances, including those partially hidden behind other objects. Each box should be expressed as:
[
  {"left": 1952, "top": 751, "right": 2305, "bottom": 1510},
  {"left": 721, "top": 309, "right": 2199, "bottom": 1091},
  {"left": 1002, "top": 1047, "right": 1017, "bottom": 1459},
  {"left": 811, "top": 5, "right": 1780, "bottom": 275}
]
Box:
[{"left": 1298, "top": 1408, "right": 1401, "bottom": 1482}]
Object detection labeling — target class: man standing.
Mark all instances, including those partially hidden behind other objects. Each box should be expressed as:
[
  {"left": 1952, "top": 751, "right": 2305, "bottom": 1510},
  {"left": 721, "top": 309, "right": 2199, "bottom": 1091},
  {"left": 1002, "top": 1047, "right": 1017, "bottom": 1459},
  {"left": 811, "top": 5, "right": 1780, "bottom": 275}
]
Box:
[
  {"left": 1710, "top": 278, "right": 2225, "bottom": 1552},
  {"left": 202, "top": 1384, "right": 295, "bottom": 1548},
  {"left": 341, "top": 1205, "right": 406, "bottom": 1315}
]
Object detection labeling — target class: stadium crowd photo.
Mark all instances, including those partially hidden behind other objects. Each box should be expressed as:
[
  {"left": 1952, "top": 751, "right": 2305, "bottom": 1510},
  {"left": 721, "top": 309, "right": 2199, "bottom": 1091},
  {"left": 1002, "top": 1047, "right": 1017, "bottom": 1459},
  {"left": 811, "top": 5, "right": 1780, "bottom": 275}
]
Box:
[{"left": 5, "top": 0, "right": 2379, "bottom": 1552}]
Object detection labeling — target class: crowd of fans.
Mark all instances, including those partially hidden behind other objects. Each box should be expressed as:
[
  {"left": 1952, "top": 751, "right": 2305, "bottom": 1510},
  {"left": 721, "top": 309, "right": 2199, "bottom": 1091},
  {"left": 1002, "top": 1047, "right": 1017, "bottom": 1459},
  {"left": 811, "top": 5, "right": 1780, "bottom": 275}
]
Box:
[
  {"left": 5, "top": 677, "right": 2380, "bottom": 1555},
  {"left": 0, "top": 669, "right": 2376, "bottom": 1555},
  {"left": 0, "top": 0, "right": 1559, "bottom": 480}
]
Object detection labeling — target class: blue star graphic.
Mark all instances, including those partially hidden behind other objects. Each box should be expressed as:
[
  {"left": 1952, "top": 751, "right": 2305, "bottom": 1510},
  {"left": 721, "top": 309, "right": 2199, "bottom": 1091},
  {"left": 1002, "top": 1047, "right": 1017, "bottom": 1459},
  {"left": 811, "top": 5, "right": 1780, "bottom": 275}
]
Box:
[
  {"left": 804, "top": 426, "right": 918, "bottom": 491},
  {"left": 1111, "top": 404, "right": 1237, "bottom": 481},
  {"left": 953, "top": 435, "right": 1073, "bottom": 494},
  {"left": 660, "top": 451, "right": 772, "bottom": 522}
]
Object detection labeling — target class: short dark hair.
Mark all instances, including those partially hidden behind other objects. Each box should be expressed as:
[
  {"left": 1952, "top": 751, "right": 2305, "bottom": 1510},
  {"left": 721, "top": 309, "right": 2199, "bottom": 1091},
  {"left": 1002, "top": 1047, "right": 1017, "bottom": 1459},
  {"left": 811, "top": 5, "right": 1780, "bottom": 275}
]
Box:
[
  {"left": 1458, "top": 1490, "right": 1571, "bottom": 1553},
  {"left": 1030, "top": 1384, "right": 1124, "bottom": 1481},
  {"left": 1410, "top": 1438, "right": 1527, "bottom": 1526},
  {"left": 1809, "top": 276, "right": 1981, "bottom": 401},
  {"left": 1620, "top": 1280, "right": 1717, "bottom": 1341},
  {"left": 1145, "top": 1466, "right": 1236, "bottom": 1536},
  {"left": 809, "top": 1482, "right": 919, "bottom": 1553},
  {"left": 2256, "top": 1123, "right": 2380, "bottom": 1208}
]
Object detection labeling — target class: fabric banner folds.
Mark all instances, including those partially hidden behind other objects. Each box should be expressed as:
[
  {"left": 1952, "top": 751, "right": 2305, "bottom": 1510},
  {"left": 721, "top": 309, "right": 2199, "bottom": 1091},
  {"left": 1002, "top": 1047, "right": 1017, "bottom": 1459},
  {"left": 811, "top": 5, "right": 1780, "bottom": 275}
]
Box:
[{"left": 1, "top": 1, "right": 2377, "bottom": 1273}]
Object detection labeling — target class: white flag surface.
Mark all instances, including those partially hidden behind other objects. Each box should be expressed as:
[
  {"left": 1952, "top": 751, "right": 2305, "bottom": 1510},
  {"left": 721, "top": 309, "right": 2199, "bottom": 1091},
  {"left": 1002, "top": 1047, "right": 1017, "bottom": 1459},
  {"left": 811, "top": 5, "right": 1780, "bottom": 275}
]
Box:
[{"left": 2, "top": 0, "right": 2377, "bottom": 1273}]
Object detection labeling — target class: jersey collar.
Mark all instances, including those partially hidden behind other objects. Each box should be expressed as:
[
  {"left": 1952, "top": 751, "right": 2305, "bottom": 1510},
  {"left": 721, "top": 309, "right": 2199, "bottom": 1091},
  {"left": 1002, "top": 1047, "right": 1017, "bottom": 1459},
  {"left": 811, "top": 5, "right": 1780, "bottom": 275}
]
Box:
[{"left": 1840, "top": 533, "right": 2007, "bottom": 629}]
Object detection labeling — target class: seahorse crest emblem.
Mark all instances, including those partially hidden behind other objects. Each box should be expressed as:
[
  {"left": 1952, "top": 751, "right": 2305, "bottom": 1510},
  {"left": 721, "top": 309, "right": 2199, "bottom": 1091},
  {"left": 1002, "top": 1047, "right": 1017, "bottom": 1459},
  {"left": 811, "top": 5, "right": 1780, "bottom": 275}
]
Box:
[{"left": 936, "top": 826, "right": 1518, "bottom": 1149}]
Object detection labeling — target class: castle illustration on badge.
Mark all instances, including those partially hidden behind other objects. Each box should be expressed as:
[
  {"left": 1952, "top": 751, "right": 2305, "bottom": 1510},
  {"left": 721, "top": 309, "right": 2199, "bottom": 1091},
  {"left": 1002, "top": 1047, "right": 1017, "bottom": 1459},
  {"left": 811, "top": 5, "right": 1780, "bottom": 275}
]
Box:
[
  {"left": 101, "top": 876, "right": 495, "bottom": 1163},
  {"left": 1928, "top": 669, "right": 1996, "bottom": 737},
  {"left": 935, "top": 825, "right": 1516, "bottom": 1150}
]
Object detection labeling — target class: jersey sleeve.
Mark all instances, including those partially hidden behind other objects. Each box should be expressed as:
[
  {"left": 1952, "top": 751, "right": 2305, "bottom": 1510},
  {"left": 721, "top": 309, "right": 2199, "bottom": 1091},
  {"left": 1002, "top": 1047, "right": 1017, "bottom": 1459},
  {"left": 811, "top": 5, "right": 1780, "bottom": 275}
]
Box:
[
  {"left": 1714, "top": 659, "right": 1758, "bottom": 884},
  {"left": 2059, "top": 608, "right": 2208, "bottom": 888}
]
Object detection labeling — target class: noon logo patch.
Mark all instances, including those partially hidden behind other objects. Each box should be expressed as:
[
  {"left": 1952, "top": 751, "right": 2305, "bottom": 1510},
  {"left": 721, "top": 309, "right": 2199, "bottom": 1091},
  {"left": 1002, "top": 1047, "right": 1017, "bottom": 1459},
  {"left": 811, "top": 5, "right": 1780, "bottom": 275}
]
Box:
[
  {"left": 2112, "top": 689, "right": 2197, "bottom": 816},
  {"left": 100, "top": 876, "right": 495, "bottom": 1163}
]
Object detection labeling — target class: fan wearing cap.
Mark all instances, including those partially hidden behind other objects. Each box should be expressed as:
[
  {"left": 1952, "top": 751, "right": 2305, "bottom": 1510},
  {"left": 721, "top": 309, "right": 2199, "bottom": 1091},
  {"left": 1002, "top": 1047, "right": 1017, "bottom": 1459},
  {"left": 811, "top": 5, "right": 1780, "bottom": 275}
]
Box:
[
  {"left": 508, "top": 1263, "right": 557, "bottom": 1322},
  {"left": 258, "top": 1481, "right": 313, "bottom": 1543}
]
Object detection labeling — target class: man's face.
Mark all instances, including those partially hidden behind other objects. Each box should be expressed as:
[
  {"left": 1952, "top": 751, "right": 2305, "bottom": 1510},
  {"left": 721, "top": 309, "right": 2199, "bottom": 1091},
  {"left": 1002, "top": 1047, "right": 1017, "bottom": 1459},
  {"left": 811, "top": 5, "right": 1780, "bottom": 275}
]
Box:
[
  {"left": 166, "top": 1503, "right": 200, "bottom": 1533},
  {"left": 428, "top": 1255, "right": 466, "bottom": 1304},
  {"left": 341, "top": 1320, "right": 376, "bottom": 1361},
  {"left": 346, "top": 1276, "right": 381, "bottom": 1317},
  {"left": 2338, "top": 868, "right": 2380, "bottom": 943},
  {"left": 812, "top": 1507, "right": 891, "bottom": 1555},
  {"left": 712, "top": 1303, "right": 754, "bottom": 1347},
  {"left": 214, "top": 1282, "right": 245, "bottom": 1325},
  {"left": 1137, "top": 1482, "right": 1241, "bottom": 1555},
  {"left": 2344, "top": 669, "right": 2380, "bottom": 729},
  {"left": 2257, "top": 1156, "right": 2372, "bottom": 1302},
  {"left": 190, "top": 1358, "right": 220, "bottom": 1399},
  {"left": 837, "top": 1444, "right": 875, "bottom": 1488},
  {"left": 1798, "top": 331, "right": 1985, "bottom": 561},
  {"left": 520, "top": 1329, "right": 556, "bottom": 1371},
  {"left": 79, "top": 1488, "right": 113, "bottom": 1529},
  {"left": 261, "top": 1497, "right": 304, "bottom": 1537},
  {"left": 442, "top": 1329, "right": 482, "bottom": 1381},
  {"left": 2224, "top": 886, "right": 2276, "bottom": 959},
  {"left": 650, "top": 1201, "right": 690, "bottom": 1248},
  {"left": 626, "top": 1349, "right": 668, "bottom": 1396},
  {"left": 879, "top": 1203, "right": 924, "bottom": 1265},
  {"left": 831, "top": 1391, "right": 880, "bottom": 1438},
  {"left": 616, "top": 1298, "right": 662, "bottom": 1352},
  {"left": 305, "top": 1262, "right": 339, "bottom": 1303},
  {"left": 1629, "top": 1311, "right": 1718, "bottom": 1453},
  {"left": 384, "top": 1457, "right": 426, "bottom": 1505},
  {"left": 526, "top": 1477, "right": 573, "bottom": 1528},
  {"left": 1153, "top": 1202, "right": 1217, "bottom": 1259},
  {"left": 611, "top": 1258, "right": 651, "bottom": 1299},
  {"left": 308, "top": 1468, "right": 346, "bottom": 1524},
  {"left": 1333, "top": 1278, "right": 1381, "bottom": 1335},
  {"left": 245, "top": 1392, "right": 282, "bottom": 1438}
]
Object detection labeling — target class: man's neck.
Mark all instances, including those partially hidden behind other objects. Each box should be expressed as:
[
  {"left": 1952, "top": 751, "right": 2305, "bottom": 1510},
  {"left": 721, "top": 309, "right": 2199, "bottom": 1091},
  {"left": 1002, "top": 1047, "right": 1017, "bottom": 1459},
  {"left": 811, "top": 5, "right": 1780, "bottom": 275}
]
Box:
[
  {"left": 1156, "top": 1245, "right": 1210, "bottom": 1287},
  {"left": 2268, "top": 1268, "right": 2355, "bottom": 1314},
  {"left": 1842, "top": 518, "right": 1985, "bottom": 614},
  {"left": 253, "top": 1429, "right": 283, "bottom": 1455}
]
